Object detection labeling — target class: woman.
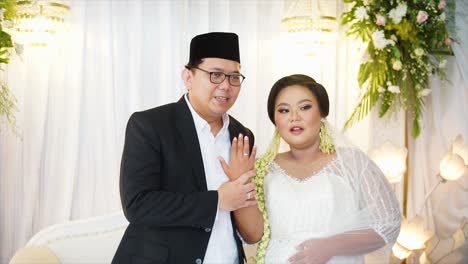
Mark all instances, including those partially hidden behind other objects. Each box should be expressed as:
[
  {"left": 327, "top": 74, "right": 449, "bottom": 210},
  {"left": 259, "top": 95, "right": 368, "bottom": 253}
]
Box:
[{"left": 222, "top": 74, "right": 401, "bottom": 264}]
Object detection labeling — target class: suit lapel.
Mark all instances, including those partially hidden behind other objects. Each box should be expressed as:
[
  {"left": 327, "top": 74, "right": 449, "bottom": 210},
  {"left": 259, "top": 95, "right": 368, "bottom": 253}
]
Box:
[
  {"left": 174, "top": 97, "right": 208, "bottom": 190},
  {"left": 228, "top": 121, "right": 240, "bottom": 143},
  {"left": 228, "top": 116, "right": 254, "bottom": 151}
]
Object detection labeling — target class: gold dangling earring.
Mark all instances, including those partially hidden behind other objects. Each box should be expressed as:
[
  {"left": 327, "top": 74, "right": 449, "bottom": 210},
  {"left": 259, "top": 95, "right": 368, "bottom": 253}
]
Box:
[{"left": 319, "top": 119, "right": 335, "bottom": 154}]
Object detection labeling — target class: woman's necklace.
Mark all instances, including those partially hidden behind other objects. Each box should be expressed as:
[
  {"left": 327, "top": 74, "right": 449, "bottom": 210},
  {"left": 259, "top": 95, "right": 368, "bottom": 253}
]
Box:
[{"left": 276, "top": 152, "right": 334, "bottom": 180}]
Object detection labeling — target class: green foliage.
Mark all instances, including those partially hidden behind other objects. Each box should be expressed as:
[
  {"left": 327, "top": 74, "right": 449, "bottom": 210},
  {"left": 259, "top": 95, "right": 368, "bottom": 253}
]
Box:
[
  {"left": 342, "top": 0, "right": 455, "bottom": 137},
  {"left": 0, "top": 84, "right": 17, "bottom": 133},
  {"left": 0, "top": 0, "right": 18, "bottom": 133}
]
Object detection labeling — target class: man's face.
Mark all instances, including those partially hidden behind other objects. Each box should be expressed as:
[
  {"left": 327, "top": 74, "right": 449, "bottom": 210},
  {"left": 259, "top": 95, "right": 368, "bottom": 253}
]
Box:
[{"left": 184, "top": 58, "right": 242, "bottom": 122}]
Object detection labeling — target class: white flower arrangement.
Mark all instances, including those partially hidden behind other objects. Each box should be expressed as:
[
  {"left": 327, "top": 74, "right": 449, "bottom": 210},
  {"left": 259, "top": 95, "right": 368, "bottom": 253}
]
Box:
[{"left": 342, "top": 0, "right": 455, "bottom": 137}]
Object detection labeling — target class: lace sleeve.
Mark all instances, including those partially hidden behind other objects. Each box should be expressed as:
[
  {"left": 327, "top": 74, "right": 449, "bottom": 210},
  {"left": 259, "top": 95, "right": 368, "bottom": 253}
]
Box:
[{"left": 355, "top": 149, "right": 402, "bottom": 245}]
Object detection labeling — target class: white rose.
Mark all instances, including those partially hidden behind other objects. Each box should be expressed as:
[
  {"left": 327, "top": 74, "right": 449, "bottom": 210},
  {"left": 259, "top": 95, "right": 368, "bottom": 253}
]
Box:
[
  {"left": 396, "top": 3, "right": 408, "bottom": 16},
  {"left": 388, "top": 85, "right": 401, "bottom": 93},
  {"left": 378, "top": 86, "right": 386, "bottom": 93},
  {"left": 355, "top": 6, "right": 369, "bottom": 21},
  {"left": 415, "top": 48, "right": 424, "bottom": 57},
  {"left": 372, "top": 30, "right": 395, "bottom": 50},
  {"left": 388, "top": 3, "right": 407, "bottom": 24},
  {"left": 393, "top": 61, "right": 402, "bottom": 71}
]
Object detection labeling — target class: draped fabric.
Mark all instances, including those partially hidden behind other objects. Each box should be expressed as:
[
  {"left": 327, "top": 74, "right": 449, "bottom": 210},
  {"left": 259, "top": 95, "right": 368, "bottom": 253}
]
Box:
[
  {"left": 1, "top": 0, "right": 465, "bottom": 263},
  {"left": 263, "top": 147, "right": 401, "bottom": 263},
  {"left": 0, "top": 1, "right": 298, "bottom": 262},
  {"left": 362, "top": 0, "right": 468, "bottom": 248},
  {"left": 407, "top": 0, "right": 468, "bottom": 236},
  {"left": 0, "top": 1, "right": 246, "bottom": 261}
]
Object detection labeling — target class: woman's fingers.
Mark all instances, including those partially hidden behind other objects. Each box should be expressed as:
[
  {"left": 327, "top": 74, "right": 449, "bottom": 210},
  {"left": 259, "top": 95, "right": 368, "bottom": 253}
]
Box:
[{"left": 243, "top": 135, "right": 250, "bottom": 157}]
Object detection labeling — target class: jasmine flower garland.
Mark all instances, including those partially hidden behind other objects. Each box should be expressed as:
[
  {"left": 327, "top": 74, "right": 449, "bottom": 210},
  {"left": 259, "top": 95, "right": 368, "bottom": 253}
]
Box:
[
  {"left": 341, "top": 0, "right": 454, "bottom": 137},
  {"left": 252, "top": 130, "right": 280, "bottom": 264}
]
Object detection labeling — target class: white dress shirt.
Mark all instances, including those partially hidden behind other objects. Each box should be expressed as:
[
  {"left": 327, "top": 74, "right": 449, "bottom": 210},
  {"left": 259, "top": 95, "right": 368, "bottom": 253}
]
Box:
[{"left": 185, "top": 95, "right": 238, "bottom": 264}]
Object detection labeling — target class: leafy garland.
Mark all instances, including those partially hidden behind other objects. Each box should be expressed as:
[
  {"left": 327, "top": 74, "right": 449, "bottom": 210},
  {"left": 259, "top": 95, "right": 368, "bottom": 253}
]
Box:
[
  {"left": 0, "top": 0, "right": 17, "bottom": 133},
  {"left": 341, "top": 0, "right": 454, "bottom": 137},
  {"left": 252, "top": 130, "right": 280, "bottom": 264}
]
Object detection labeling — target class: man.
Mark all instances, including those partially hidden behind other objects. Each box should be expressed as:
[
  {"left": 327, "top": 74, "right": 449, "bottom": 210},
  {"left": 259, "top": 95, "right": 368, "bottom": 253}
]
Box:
[{"left": 112, "top": 32, "right": 256, "bottom": 264}]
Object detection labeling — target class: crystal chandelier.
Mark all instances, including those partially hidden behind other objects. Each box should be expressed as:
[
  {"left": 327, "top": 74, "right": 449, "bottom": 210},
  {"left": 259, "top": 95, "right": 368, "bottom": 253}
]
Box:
[
  {"left": 14, "top": 0, "right": 70, "bottom": 47},
  {"left": 281, "top": 0, "right": 338, "bottom": 45},
  {"left": 282, "top": 15, "right": 338, "bottom": 36}
]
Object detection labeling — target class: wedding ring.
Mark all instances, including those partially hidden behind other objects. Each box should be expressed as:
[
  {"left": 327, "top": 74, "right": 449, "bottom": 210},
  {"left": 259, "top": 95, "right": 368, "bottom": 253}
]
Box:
[{"left": 243, "top": 153, "right": 249, "bottom": 156}]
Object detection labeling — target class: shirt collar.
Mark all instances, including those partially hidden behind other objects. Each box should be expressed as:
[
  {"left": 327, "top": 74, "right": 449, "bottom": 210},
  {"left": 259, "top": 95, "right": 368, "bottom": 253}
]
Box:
[{"left": 184, "top": 93, "right": 230, "bottom": 135}]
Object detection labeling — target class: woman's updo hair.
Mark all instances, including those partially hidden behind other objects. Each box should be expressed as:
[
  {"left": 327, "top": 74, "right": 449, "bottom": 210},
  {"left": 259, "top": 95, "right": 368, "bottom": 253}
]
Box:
[{"left": 267, "top": 74, "right": 330, "bottom": 124}]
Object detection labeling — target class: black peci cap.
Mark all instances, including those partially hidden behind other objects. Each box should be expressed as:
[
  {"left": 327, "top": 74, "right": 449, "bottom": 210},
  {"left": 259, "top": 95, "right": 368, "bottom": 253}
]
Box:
[{"left": 188, "top": 32, "right": 240, "bottom": 65}]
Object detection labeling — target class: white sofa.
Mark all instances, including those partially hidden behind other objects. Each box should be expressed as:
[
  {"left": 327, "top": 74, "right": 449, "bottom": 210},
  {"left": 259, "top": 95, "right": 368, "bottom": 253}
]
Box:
[
  {"left": 10, "top": 212, "right": 128, "bottom": 264},
  {"left": 10, "top": 211, "right": 467, "bottom": 264},
  {"left": 9, "top": 211, "right": 258, "bottom": 264}
]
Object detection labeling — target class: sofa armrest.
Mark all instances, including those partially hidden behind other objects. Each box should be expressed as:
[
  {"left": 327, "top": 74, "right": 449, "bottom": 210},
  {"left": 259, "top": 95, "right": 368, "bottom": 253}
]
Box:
[
  {"left": 9, "top": 245, "right": 59, "bottom": 264},
  {"left": 11, "top": 211, "right": 128, "bottom": 264}
]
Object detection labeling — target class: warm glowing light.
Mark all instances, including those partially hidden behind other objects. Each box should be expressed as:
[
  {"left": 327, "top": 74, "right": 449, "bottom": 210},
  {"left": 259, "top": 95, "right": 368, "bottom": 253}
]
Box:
[
  {"left": 439, "top": 134, "right": 467, "bottom": 181},
  {"left": 281, "top": 15, "right": 338, "bottom": 35},
  {"left": 439, "top": 152, "right": 466, "bottom": 181},
  {"left": 369, "top": 141, "right": 407, "bottom": 183},
  {"left": 280, "top": 0, "right": 338, "bottom": 56},
  {"left": 392, "top": 241, "right": 411, "bottom": 260},
  {"left": 280, "top": 16, "right": 338, "bottom": 56},
  {"left": 13, "top": 0, "right": 70, "bottom": 46},
  {"left": 396, "top": 216, "right": 434, "bottom": 251}
]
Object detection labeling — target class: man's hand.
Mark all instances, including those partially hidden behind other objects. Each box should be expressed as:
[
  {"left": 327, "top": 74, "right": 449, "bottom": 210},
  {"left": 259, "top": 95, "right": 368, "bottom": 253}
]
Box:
[
  {"left": 218, "top": 170, "right": 257, "bottom": 211},
  {"left": 219, "top": 133, "right": 257, "bottom": 181}
]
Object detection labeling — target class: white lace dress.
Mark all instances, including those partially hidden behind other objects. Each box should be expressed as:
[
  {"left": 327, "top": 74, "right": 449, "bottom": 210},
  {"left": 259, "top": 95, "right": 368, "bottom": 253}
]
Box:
[{"left": 263, "top": 147, "right": 401, "bottom": 264}]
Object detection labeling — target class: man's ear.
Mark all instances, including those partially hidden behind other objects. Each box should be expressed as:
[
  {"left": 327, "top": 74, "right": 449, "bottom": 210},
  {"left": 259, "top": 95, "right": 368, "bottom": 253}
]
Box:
[{"left": 182, "top": 68, "right": 192, "bottom": 90}]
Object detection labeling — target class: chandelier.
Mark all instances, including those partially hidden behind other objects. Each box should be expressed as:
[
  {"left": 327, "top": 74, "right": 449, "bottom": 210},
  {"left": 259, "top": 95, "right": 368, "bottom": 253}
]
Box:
[
  {"left": 281, "top": 15, "right": 338, "bottom": 37},
  {"left": 13, "top": 0, "right": 70, "bottom": 47},
  {"left": 281, "top": 0, "right": 338, "bottom": 46}
]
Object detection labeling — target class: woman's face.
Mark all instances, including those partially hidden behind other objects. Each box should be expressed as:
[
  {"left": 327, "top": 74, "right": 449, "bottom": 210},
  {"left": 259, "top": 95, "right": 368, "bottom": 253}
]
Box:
[{"left": 274, "top": 85, "right": 322, "bottom": 150}]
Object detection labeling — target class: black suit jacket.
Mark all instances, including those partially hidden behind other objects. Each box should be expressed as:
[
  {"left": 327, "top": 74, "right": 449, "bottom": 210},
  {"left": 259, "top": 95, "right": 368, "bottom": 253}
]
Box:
[{"left": 112, "top": 96, "right": 254, "bottom": 264}]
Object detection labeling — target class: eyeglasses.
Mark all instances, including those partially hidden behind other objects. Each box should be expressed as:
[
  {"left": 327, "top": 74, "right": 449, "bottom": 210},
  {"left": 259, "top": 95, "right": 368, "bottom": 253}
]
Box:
[{"left": 188, "top": 66, "right": 245, "bottom": 86}]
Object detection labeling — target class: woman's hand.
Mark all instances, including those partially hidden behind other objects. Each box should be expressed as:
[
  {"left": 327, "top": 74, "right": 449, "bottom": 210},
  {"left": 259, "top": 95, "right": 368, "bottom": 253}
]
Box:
[
  {"left": 219, "top": 133, "right": 257, "bottom": 181},
  {"left": 288, "top": 238, "right": 333, "bottom": 264}
]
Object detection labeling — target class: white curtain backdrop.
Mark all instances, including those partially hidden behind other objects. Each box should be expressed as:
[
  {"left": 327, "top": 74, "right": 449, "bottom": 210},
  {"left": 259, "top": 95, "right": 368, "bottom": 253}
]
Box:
[
  {"left": 4, "top": 0, "right": 466, "bottom": 262},
  {"left": 0, "top": 0, "right": 468, "bottom": 263},
  {"left": 0, "top": 0, "right": 367, "bottom": 262},
  {"left": 407, "top": 0, "right": 468, "bottom": 237}
]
